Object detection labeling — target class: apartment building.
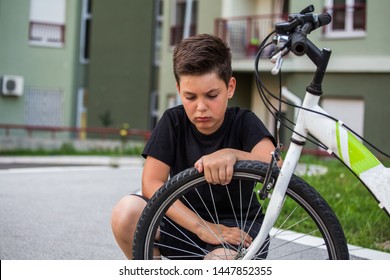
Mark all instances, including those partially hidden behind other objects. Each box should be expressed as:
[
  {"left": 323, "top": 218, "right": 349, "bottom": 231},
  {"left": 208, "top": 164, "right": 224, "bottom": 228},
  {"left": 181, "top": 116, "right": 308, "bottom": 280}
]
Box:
[
  {"left": 0, "top": 0, "right": 83, "bottom": 136},
  {"left": 0, "top": 0, "right": 156, "bottom": 142}
]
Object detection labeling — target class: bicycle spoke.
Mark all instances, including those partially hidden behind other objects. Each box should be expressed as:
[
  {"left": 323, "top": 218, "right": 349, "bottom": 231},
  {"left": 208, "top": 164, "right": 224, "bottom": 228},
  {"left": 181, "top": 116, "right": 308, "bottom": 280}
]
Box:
[
  {"left": 158, "top": 218, "right": 210, "bottom": 255},
  {"left": 176, "top": 194, "right": 237, "bottom": 252},
  {"left": 208, "top": 184, "right": 220, "bottom": 225}
]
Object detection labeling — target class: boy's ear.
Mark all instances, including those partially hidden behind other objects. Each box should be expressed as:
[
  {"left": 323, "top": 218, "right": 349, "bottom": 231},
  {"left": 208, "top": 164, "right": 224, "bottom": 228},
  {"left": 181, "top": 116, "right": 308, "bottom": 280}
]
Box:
[{"left": 227, "top": 77, "right": 236, "bottom": 99}]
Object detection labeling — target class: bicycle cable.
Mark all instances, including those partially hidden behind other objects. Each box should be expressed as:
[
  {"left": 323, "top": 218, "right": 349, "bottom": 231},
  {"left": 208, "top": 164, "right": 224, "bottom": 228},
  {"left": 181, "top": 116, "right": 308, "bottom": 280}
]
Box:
[
  {"left": 254, "top": 35, "right": 328, "bottom": 151},
  {"left": 254, "top": 31, "right": 389, "bottom": 159}
]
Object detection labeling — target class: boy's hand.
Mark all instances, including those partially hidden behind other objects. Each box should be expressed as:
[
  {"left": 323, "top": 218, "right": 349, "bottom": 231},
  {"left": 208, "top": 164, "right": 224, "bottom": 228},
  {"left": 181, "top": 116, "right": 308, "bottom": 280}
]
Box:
[
  {"left": 197, "top": 220, "right": 252, "bottom": 248},
  {"left": 194, "top": 149, "right": 236, "bottom": 185}
]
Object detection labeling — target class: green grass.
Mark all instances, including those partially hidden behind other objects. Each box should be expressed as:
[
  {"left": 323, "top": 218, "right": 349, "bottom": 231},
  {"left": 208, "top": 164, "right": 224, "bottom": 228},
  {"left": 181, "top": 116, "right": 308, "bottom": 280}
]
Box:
[{"left": 297, "top": 155, "right": 390, "bottom": 253}]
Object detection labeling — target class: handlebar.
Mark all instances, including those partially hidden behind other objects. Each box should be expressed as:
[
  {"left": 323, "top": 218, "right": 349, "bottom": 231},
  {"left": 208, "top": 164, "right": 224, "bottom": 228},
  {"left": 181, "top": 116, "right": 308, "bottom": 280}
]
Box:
[
  {"left": 274, "top": 5, "right": 331, "bottom": 56},
  {"left": 269, "top": 5, "right": 333, "bottom": 95},
  {"left": 275, "top": 5, "right": 331, "bottom": 34}
]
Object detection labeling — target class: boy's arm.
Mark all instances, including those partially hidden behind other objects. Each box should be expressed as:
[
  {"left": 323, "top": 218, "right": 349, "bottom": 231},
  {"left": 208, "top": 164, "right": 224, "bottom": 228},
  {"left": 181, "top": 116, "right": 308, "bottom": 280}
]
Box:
[
  {"left": 141, "top": 156, "right": 170, "bottom": 199},
  {"left": 142, "top": 156, "right": 208, "bottom": 236},
  {"left": 194, "top": 137, "right": 278, "bottom": 185}
]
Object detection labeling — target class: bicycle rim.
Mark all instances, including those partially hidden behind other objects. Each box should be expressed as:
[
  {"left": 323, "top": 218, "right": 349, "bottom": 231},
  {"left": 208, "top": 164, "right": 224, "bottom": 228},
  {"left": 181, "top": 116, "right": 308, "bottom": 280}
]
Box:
[{"left": 133, "top": 161, "right": 349, "bottom": 260}]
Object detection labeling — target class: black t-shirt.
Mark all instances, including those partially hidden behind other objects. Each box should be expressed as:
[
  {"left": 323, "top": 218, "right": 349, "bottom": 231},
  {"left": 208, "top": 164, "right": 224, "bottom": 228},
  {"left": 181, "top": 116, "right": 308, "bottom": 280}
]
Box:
[{"left": 142, "top": 105, "right": 275, "bottom": 220}]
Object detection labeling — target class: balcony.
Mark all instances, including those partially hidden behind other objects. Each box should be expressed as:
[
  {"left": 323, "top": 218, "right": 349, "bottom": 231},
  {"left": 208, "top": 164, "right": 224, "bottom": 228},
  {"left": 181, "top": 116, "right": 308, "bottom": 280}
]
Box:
[{"left": 215, "top": 13, "right": 286, "bottom": 59}]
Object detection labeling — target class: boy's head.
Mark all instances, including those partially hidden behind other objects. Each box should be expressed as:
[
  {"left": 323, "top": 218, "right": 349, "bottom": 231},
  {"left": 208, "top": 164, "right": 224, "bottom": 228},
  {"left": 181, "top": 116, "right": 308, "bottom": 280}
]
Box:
[
  {"left": 173, "top": 33, "right": 232, "bottom": 88},
  {"left": 173, "top": 34, "right": 236, "bottom": 135}
]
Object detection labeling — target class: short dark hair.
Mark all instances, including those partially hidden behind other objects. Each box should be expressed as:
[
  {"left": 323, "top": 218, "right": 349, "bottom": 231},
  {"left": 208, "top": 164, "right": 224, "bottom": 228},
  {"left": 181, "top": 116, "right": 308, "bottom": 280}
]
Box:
[{"left": 173, "top": 33, "right": 232, "bottom": 87}]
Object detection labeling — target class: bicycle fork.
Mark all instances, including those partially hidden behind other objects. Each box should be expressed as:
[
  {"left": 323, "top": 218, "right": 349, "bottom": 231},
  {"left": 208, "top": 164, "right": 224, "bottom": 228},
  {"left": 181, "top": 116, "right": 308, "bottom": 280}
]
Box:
[{"left": 243, "top": 144, "right": 304, "bottom": 259}]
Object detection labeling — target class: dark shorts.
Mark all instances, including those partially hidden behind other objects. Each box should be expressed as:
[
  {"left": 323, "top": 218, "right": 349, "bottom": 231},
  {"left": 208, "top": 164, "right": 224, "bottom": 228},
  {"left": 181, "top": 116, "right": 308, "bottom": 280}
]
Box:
[{"left": 132, "top": 194, "right": 269, "bottom": 260}]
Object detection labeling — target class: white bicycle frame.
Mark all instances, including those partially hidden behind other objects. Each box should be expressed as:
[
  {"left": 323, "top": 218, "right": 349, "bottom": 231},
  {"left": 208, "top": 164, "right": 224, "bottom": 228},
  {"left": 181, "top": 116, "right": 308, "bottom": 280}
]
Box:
[{"left": 244, "top": 82, "right": 390, "bottom": 260}]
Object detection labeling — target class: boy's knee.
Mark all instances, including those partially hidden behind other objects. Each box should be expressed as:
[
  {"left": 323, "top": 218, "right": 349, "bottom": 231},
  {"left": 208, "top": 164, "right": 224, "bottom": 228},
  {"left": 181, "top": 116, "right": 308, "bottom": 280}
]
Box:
[
  {"left": 111, "top": 196, "right": 146, "bottom": 234},
  {"left": 111, "top": 200, "right": 126, "bottom": 228}
]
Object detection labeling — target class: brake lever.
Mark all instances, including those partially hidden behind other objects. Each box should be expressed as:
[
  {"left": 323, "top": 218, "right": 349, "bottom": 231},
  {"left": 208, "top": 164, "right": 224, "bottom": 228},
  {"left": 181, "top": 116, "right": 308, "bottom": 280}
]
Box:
[
  {"left": 271, "top": 52, "right": 283, "bottom": 75},
  {"left": 270, "top": 34, "right": 290, "bottom": 75}
]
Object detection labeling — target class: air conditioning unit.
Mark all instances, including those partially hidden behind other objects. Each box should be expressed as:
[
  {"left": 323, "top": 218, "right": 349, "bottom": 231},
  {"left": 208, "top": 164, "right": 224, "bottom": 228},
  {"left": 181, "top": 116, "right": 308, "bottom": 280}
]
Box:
[{"left": 1, "top": 75, "right": 24, "bottom": 96}]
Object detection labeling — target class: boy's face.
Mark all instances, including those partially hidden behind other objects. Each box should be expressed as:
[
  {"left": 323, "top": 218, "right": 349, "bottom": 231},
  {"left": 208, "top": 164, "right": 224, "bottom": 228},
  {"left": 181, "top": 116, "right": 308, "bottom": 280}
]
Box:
[{"left": 176, "top": 72, "right": 236, "bottom": 135}]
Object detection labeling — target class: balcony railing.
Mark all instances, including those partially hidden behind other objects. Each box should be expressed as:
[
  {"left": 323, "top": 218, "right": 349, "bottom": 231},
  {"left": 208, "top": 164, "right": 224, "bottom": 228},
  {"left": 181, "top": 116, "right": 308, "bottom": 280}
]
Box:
[
  {"left": 29, "top": 21, "right": 65, "bottom": 48},
  {"left": 0, "top": 124, "right": 150, "bottom": 141},
  {"left": 215, "top": 13, "right": 286, "bottom": 59}
]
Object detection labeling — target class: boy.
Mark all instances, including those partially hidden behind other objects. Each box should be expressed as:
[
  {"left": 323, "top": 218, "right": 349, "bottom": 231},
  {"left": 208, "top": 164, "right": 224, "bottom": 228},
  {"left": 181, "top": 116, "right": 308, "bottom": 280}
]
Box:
[{"left": 111, "top": 33, "right": 276, "bottom": 259}]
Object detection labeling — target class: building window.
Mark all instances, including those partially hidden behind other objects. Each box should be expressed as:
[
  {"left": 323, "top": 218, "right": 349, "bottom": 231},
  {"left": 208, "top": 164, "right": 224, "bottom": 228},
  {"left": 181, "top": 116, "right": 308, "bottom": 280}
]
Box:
[
  {"left": 80, "top": 0, "right": 93, "bottom": 64},
  {"left": 170, "top": 0, "right": 198, "bottom": 46},
  {"left": 324, "top": 0, "right": 366, "bottom": 38},
  {"left": 25, "top": 87, "right": 64, "bottom": 126},
  {"left": 29, "top": 0, "right": 66, "bottom": 47}
]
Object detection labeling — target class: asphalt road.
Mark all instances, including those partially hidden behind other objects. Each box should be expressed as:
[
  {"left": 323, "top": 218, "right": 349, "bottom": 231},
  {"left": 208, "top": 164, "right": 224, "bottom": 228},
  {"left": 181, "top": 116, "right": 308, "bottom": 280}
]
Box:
[{"left": 0, "top": 165, "right": 141, "bottom": 259}]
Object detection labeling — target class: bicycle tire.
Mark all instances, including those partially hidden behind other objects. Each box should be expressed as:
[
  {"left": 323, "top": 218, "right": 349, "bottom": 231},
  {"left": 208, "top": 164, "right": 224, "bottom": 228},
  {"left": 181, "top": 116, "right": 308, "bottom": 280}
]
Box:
[{"left": 133, "top": 160, "right": 349, "bottom": 260}]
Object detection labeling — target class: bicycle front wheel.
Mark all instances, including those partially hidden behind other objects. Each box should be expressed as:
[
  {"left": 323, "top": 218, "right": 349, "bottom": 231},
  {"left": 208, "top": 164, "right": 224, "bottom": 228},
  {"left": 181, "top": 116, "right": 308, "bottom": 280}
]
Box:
[{"left": 133, "top": 160, "right": 349, "bottom": 260}]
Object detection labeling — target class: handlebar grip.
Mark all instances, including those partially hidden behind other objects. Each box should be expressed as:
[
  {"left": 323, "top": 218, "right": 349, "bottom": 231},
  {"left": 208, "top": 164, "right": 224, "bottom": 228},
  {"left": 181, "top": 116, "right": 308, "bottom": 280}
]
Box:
[
  {"left": 317, "top": 13, "right": 331, "bottom": 28},
  {"left": 290, "top": 13, "right": 331, "bottom": 56},
  {"left": 291, "top": 31, "right": 307, "bottom": 56}
]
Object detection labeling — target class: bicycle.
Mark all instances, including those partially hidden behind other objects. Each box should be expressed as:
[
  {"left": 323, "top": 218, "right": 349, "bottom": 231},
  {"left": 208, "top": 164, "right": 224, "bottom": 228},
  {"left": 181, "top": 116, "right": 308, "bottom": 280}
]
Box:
[{"left": 133, "top": 5, "right": 390, "bottom": 260}]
